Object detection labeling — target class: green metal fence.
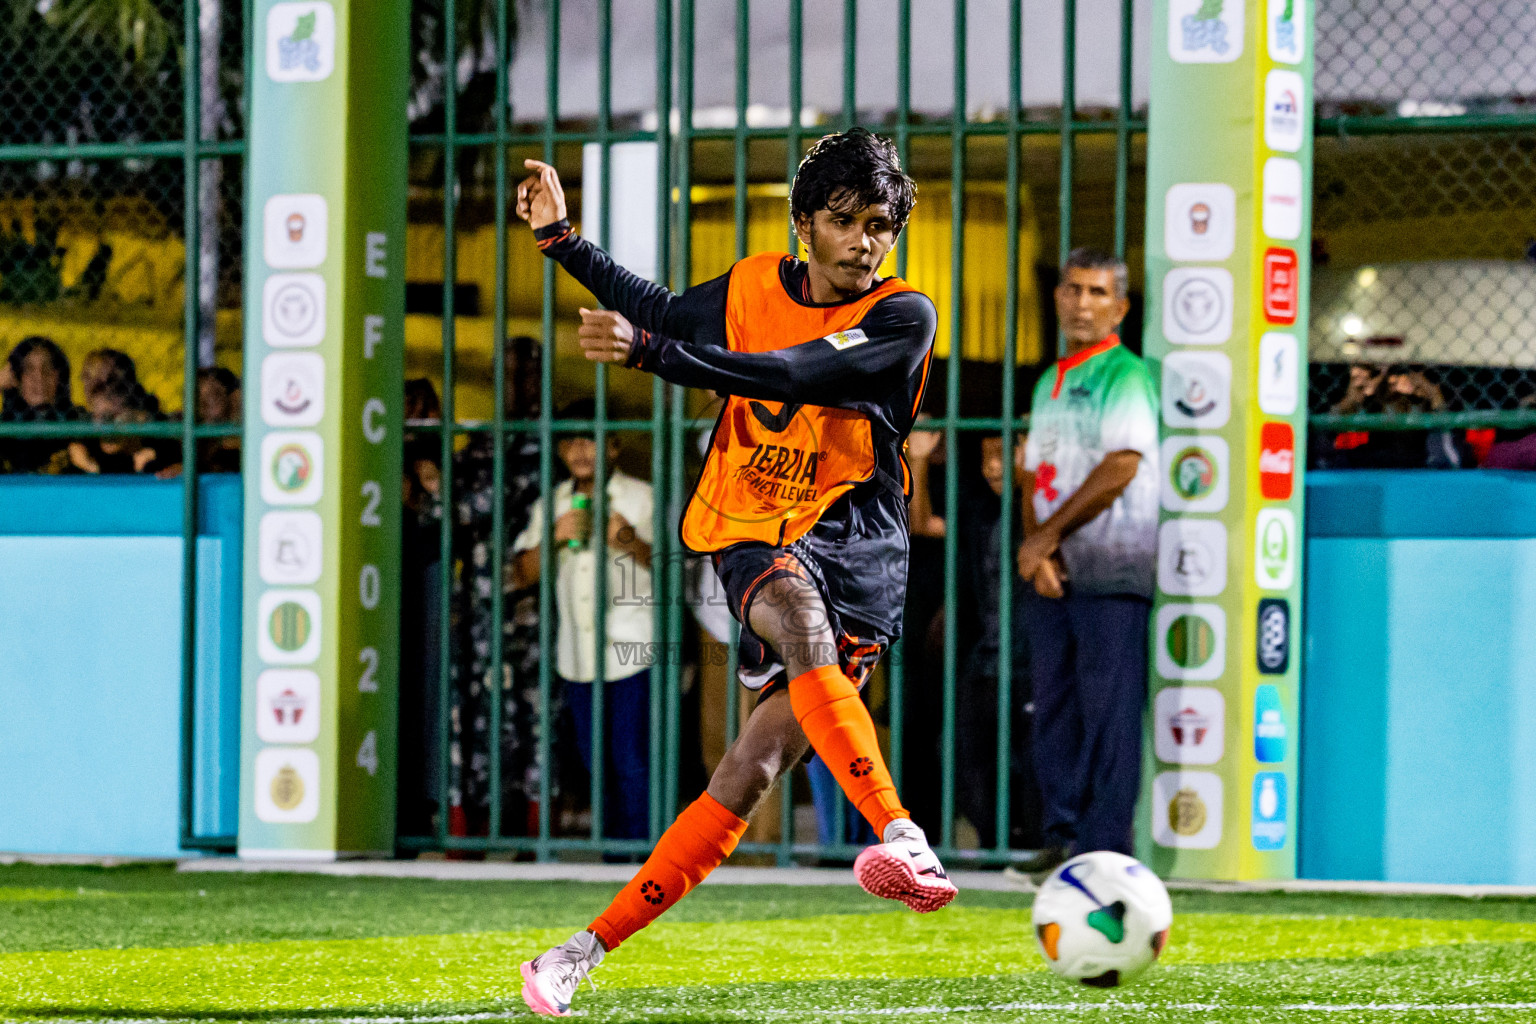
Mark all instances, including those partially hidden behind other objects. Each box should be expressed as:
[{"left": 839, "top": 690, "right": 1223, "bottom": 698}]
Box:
[
  {"left": 388, "top": 0, "right": 1143, "bottom": 865},
  {"left": 1, "top": 1, "right": 1535, "bottom": 862},
  {"left": 376, "top": 0, "right": 1536, "bottom": 863}
]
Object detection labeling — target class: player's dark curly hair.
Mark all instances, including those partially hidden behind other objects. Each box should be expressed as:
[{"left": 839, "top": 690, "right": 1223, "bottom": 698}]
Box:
[{"left": 790, "top": 127, "right": 916, "bottom": 234}]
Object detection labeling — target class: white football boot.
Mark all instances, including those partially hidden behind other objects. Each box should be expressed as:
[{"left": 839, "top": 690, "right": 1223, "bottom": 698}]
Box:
[
  {"left": 519, "top": 930, "right": 604, "bottom": 1017},
  {"left": 853, "top": 819, "right": 959, "bottom": 913}
]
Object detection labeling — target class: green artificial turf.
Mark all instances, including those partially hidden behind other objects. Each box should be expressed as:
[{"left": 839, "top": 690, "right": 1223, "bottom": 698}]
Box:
[{"left": 2, "top": 864, "right": 1534, "bottom": 1022}]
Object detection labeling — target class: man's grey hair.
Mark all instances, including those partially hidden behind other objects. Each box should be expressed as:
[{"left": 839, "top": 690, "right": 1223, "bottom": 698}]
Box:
[{"left": 1061, "top": 246, "right": 1129, "bottom": 300}]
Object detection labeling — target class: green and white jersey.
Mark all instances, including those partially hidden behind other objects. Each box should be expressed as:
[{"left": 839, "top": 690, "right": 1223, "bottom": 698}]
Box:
[{"left": 1024, "top": 336, "right": 1160, "bottom": 598}]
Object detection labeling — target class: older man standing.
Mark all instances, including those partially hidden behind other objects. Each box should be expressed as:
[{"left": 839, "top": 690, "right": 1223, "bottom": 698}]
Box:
[{"left": 1014, "top": 248, "right": 1159, "bottom": 875}]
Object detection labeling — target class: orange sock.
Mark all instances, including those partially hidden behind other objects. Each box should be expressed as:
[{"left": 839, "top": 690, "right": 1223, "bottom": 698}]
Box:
[
  {"left": 589, "top": 792, "right": 748, "bottom": 951},
  {"left": 789, "top": 664, "right": 909, "bottom": 835}
]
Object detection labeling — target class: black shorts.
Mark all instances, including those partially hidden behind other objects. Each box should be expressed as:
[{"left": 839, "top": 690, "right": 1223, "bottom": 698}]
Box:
[{"left": 712, "top": 520, "right": 908, "bottom": 701}]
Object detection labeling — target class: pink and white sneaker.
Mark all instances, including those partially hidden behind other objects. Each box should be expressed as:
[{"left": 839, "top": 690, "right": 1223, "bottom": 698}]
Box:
[
  {"left": 519, "top": 930, "right": 604, "bottom": 1017},
  {"left": 854, "top": 820, "right": 958, "bottom": 913}
]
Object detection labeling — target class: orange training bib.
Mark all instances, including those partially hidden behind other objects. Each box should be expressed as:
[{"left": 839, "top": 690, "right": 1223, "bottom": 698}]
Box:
[{"left": 680, "top": 252, "right": 915, "bottom": 552}]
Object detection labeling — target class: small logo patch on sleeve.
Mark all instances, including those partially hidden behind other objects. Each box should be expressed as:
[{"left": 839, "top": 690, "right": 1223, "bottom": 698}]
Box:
[{"left": 824, "top": 328, "right": 870, "bottom": 351}]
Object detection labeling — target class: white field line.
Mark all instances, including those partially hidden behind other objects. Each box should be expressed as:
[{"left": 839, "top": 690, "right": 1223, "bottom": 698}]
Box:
[
  {"left": 847, "top": 1002, "right": 1536, "bottom": 1016},
  {"left": 173, "top": 858, "right": 1536, "bottom": 899},
  {"left": 36, "top": 1001, "right": 1536, "bottom": 1023}
]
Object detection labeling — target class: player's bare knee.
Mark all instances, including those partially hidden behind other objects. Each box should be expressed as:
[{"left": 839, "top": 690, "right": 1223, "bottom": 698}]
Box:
[{"left": 749, "top": 576, "right": 836, "bottom": 675}]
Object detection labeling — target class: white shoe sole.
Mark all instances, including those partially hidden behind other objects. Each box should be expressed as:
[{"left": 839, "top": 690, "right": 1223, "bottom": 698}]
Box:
[{"left": 853, "top": 845, "right": 958, "bottom": 913}]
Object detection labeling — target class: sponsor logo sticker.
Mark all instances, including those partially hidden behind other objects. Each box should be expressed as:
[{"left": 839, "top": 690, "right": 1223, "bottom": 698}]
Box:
[
  {"left": 1154, "top": 686, "right": 1226, "bottom": 766},
  {"left": 1158, "top": 518, "right": 1229, "bottom": 597},
  {"left": 1259, "top": 421, "right": 1295, "bottom": 500},
  {"left": 1258, "top": 333, "right": 1300, "bottom": 415},
  {"left": 1162, "top": 351, "right": 1232, "bottom": 429},
  {"left": 1168, "top": 0, "right": 1244, "bottom": 64},
  {"left": 261, "top": 352, "right": 326, "bottom": 427},
  {"left": 1256, "top": 600, "right": 1291, "bottom": 676},
  {"left": 1160, "top": 436, "right": 1230, "bottom": 513},
  {"left": 1255, "top": 507, "right": 1297, "bottom": 590},
  {"left": 1152, "top": 770, "right": 1224, "bottom": 849},
  {"left": 1162, "top": 268, "right": 1234, "bottom": 345},
  {"left": 1263, "top": 248, "right": 1299, "bottom": 325},
  {"left": 1164, "top": 183, "right": 1236, "bottom": 262},
  {"left": 1264, "top": 70, "right": 1306, "bottom": 153},
  {"left": 257, "top": 588, "right": 322, "bottom": 665},
  {"left": 1262, "top": 158, "right": 1303, "bottom": 241},
  {"left": 264, "top": 194, "right": 328, "bottom": 269},
  {"left": 823, "top": 328, "right": 869, "bottom": 351},
  {"left": 1252, "top": 771, "right": 1288, "bottom": 850},
  {"left": 256, "top": 669, "right": 322, "bottom": 744},
  {"left": 258, "top": 509, "right": 323, "bottom": 585},
  {"left": 254, "top": 746, "right": 321, "bottom": 823},
  {"left": 262, "top": 273, "right": 326, "bottom": 347},
  {"left": 1268, "top": 0, "right": 1306, "bottom": 64},
  {"left": 1156, "top": 602, "right": 1227, "bottom": 682},
  {"left": 260, "top": 431, "right": 324, "bottom": 506},
  {"left": 1255, "top": 683, "right": 1288, "bottom": 762},
  {"left": 266, "top": 2, "right": 335, "bottom": 83}
]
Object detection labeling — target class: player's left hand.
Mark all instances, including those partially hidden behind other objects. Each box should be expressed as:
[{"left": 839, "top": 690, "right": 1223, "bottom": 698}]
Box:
[{"left": 578, "top": 308, "right": 635, "bottom": 364}]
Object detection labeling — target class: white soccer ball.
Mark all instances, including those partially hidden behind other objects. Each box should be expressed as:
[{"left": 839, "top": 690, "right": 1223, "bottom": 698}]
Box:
[{"left": 1031, "top": 851, "right": 1173, "bottom": 988}]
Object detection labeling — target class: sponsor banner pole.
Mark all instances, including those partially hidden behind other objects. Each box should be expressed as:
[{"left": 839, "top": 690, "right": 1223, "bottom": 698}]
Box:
[
  {"left": 237, "top": 0, "right": 407, "bottom": 857},
  {"left": 1139, "top": 0, "right": 1312, "bottom": 880}
]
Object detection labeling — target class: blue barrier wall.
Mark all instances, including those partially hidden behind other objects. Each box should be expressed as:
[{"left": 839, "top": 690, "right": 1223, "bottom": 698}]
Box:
[
  {"left": 4, "top": 470, "right": 1535, "bottom": 880},
  {"left": 0, "top": 476, "right": 242, "bottom": 857},
  {"left": 1303, "top": 471, "right": 1536, "bottom": 885}
]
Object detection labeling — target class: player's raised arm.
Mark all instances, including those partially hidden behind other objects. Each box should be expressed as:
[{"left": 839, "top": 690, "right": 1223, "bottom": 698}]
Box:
[
  {"left": 516, "top": 159, "right": 714, "bottom": 343},
  {"left": 619, "top": 291, "right": 935, "bottom": 408}
]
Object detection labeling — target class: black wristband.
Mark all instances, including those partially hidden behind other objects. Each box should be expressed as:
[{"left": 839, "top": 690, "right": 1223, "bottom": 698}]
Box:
[
  {"left": 532, "top": 218, "right": 571, "bottom": 242},
  {"left": 627, "top": 329, "right": 654, "bottom": 371},
  {"left": 532, "top": 219, "right": 574, "bottom": 255}
]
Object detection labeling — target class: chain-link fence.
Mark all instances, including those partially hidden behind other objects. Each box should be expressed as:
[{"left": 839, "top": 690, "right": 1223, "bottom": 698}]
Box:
[
  {"left": 0, "top": 2, "right": 247, "bottom": 476},
  {"left": 1308, "top": 1, "right": 1536, "bottom": 443}
]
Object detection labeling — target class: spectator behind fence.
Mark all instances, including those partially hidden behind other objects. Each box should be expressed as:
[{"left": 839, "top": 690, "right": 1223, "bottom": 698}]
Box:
[
  {"left": 69, "top": 348, "right": 174, "bottom": 475},
  {"left": 445, "top": 338, "right": 553, "bottom": 842},
  {"left": 512, "top": 398, "right": 654, "bottom": 841},
  {"left": 1482, "top": 394, "right": 1536, "bottom": 470},
  {"left": 397, "top": 376, "right": 445, "bottom": 841},
  {"left": 196, "top": 367, "right": 242, "bottom": 473},
  {"left": 1014, "top": 247, "right": 1159, "bottom": 876},
  {"left": 954, "top": 434, "right": 1042, "bottom": 850},
  {"left": 402, "top": 377, "right": 443, "bottom": 513},
  {"left": 1312, "top": 363, "right": 1468, "bottom": 470},
  {"left": 0, "top": 335, "right": 79, "bottom": 473},
  {"left": 897, "top": 414, "right": 948, "bottom": 835},
  {"left": 907, "top": 427, "right": 1042, "bottom": 850}
]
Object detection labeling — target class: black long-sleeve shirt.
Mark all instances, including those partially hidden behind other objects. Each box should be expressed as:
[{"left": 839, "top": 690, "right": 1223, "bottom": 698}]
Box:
[{"left": 534, "top": 219, "right": 937, "bottom": 546}]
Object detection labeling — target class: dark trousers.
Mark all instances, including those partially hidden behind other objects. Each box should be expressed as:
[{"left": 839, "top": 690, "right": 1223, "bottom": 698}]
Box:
[
  {"left": 955, "top": 641, "right": 1044, "bottom": 850},
  {"left": 564, "top": 670, "right": 651, "bottom": 840},
  {"left": 1020, "top": 592, "right": 1150, "bottom": 855}
]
